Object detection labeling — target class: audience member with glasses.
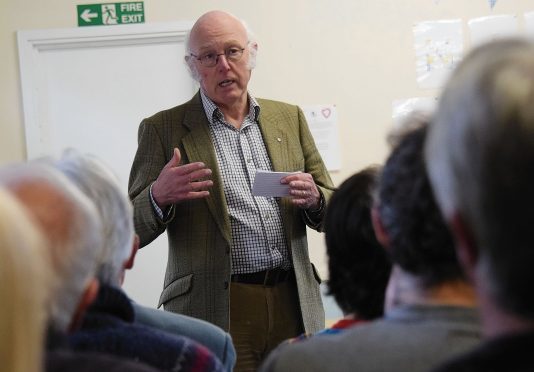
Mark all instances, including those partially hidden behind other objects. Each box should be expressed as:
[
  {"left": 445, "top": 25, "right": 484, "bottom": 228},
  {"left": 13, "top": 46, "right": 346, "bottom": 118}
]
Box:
[{"left": 128, "top": 10, "right": 334, "bottom": 372}]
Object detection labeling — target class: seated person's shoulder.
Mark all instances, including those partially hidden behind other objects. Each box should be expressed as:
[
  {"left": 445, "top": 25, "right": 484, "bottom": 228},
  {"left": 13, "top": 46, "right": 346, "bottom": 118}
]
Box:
[{"left": 133, "top": 303, "right": 234, "bottom": 367}]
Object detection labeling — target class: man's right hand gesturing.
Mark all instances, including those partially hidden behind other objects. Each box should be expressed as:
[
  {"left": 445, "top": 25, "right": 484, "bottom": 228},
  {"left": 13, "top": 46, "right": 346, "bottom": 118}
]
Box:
[{"left": 151, "top": 148, "right": 213, "bottom": 208}]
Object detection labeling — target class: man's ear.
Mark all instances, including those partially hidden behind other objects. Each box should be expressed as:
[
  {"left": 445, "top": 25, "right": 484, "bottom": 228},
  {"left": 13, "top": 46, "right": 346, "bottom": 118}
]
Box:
[
  {"left": 371, "top": 206, "right": 390, "bottom": 248},
  {"left": 449, "top": 212, "right": 478, "bottom": 282},
  {"left": 124, "top": 234, "right": 140, "bottom": 271},
  {"left": 68, "top": 278, "right": 99, "bottom": 333}
]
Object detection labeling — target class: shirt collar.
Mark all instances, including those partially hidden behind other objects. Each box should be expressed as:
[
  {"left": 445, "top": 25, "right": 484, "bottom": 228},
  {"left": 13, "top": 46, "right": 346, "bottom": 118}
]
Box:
[{"left": 199, "top": 89, "right": 260, "bottom": 126}]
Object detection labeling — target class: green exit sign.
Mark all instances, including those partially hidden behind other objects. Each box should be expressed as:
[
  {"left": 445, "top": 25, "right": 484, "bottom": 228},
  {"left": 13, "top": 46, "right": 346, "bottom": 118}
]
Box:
[{"left": 77, "top": 2, "right": 144, "bottom": 27}]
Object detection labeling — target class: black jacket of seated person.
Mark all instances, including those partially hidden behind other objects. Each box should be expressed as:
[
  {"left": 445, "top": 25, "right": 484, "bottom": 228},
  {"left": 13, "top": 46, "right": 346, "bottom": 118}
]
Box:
[
  {"left": 432, "top": 330, "right": 534, "bottom": 372},
  {"left": 47, "top": 349, "right": 162, "bottom": 372},
  {"left": 46, "top": 323, "right": 161, "bottom": 372},
  {"left": 68, "top": 284, "right": 224, "bottom": 372}
]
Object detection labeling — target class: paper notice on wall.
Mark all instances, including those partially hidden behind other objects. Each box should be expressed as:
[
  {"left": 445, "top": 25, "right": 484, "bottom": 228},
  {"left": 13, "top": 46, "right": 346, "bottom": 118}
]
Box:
[
  {"left": 302, "top": 105, "right": 342, "bottom": 171},
  {"left": 468, "top": 15, "right": 519, "bottom": 47},
  {"left": 413, "top": 19, "right": 463, "bottom": 89}
]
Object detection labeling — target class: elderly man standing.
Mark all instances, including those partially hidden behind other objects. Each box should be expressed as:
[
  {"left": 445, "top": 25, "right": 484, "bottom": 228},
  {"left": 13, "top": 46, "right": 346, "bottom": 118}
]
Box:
[
  {"left": 426, "top": 38, "right": 534, "bottom": 372},
  {"left": 128, "top": 10, "right": 334, "bottom": 370}
]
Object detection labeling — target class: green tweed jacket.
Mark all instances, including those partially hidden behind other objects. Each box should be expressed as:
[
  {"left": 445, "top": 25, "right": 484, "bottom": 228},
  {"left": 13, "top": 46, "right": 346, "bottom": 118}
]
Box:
[{"left": 128, "top": 92, "right": 335, "bottom": 332}]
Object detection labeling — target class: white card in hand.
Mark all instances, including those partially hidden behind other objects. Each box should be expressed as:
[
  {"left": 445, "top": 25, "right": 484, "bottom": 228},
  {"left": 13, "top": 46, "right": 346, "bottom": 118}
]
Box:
[{"left": 252, "top": 170, "right": 297, "bottom": 197}]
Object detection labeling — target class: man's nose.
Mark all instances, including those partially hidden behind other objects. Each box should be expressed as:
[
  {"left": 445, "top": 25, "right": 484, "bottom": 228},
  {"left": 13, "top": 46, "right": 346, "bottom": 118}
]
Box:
[{"left": 216, "top": 53, "right": 231, "bottom": 70}]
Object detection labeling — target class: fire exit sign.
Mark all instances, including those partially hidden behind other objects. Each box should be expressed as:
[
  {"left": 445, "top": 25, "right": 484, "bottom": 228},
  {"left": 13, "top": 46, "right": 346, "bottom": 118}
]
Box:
[{"left": 77, "top": 2, "right": 144, "bottom": 27}]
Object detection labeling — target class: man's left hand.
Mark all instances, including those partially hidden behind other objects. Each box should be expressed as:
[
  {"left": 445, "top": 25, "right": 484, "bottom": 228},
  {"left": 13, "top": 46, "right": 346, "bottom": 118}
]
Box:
[{"left": 281, "top": 172, "right": 320, "bottom": 210}]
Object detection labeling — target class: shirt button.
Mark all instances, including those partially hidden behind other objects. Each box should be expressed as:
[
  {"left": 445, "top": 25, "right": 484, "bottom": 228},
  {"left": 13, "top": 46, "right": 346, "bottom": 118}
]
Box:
[{"left": 247, "top": 158, "right": 253, "bottom": 163}]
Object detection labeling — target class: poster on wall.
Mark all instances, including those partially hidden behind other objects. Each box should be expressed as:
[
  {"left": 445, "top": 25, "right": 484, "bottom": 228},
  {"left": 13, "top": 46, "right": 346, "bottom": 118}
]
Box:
[
  {"left": 413, "top": 19, "right": 463, "bottom": 89},
  {"left": 468, "top": 15, "right": 519, "bottom": 47},
  {"left": 301, "top": 105, "right": 342, "bottom": 171}
]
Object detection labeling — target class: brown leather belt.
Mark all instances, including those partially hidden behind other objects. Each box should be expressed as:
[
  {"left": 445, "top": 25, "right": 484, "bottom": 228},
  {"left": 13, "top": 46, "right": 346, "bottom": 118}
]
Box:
[{"left": 231, "top": 268, "right": 293, "bottom": 286}]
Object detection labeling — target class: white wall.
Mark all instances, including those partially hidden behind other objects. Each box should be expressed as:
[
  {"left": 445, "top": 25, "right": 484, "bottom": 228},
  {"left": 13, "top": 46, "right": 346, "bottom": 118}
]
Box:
[{"left": 3, "top": 0, "right": 534, "bottom": 310}]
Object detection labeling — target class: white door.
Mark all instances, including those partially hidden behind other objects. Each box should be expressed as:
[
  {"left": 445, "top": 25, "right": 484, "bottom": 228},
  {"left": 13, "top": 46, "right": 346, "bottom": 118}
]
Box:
[{"left": 18, "top": 22, "right": 196, "bottom": 307}]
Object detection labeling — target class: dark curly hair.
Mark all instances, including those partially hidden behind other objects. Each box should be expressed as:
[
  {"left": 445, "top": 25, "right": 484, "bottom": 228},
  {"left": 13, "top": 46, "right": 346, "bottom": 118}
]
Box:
[
  {"left": 325, "top": 166, "right": 391, "bottom": 319},
  {"left": 378, "top": 121, "right": 464, "bottom": 288}
]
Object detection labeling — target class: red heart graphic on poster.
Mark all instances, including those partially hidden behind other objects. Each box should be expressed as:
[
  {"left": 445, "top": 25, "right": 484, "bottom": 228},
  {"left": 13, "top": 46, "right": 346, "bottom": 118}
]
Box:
[{"left": 321, "top": 108, "right": 331, "bottom": 119}]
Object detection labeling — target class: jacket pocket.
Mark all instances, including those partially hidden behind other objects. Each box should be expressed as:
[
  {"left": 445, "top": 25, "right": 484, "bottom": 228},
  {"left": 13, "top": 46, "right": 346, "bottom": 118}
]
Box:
[{"left": 158, "top": 273, "right": 193, "bottom": 308}]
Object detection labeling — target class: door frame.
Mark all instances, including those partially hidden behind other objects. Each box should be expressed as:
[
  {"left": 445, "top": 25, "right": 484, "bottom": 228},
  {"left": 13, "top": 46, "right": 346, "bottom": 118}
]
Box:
[{"left": 17, "top": 21, "right": 193, "bottom": 159}]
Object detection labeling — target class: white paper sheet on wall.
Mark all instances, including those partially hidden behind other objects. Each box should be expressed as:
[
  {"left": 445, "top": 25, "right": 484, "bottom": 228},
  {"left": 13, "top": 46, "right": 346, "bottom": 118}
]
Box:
[
  {"left": 468, "top": 15, "right": 519, "bottom": 48},
  {"left": 301, "top": 104, "right": 342, "bottom": 171},
  {"left": 413, "top": 19, "right": 463, "bottom": 89}
]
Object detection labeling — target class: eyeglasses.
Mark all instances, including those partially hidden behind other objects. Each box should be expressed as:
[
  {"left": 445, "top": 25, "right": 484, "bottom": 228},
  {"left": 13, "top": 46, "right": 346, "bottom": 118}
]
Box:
[{"left": 190, "top": 47, "right": 246, "bottom": 67}]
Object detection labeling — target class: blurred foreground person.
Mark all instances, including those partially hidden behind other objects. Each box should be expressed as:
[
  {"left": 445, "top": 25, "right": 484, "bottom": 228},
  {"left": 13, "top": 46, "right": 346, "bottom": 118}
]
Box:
[
  {"left": 426, "top": 38, "right": 534, "bottom": 372},
  {"left": 290, "top": 166, "right": 391, "bottom": 342},
  {"left": 261, "top": 120, "right": 480, "bottom": 372},
  {"left": 0, "top": 163, "right": 160, "bottom": 372},
  {"left": 55, "top": 150, "right": 224, "bottom": 372}
]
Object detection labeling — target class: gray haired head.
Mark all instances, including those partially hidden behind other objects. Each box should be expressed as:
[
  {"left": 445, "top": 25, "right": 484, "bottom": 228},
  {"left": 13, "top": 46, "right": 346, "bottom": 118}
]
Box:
[
  {"left": 425, "top": 38, "right": 534, "bottom": 318},
  {"left": 55, "top": 149, "right": 134, "bottom": 287}
]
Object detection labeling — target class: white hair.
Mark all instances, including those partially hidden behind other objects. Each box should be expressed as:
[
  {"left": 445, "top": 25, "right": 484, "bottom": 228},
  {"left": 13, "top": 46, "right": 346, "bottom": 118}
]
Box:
[
  {"left": 184, "top": 15, "right": 258, "bottom": 82},
  {"left": 0, "top": 163, "right": 102, "bottom": 332},
  {"left": 55, "top": 149, "right": 134, "bottom": 287},
  {"left": 426, "top": 38, "right": 534, "bottom": 231},
  {"left": 0, "top": 188, "right": 51, "bottom": 372},
  {"left": 425, "top": 38, "right": 534, "bottom": 316}
]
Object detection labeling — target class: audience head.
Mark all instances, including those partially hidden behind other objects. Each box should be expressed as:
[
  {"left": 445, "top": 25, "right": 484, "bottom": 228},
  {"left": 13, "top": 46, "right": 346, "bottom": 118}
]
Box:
[
  {"left": 426, "top": 38, "right": 534, "bottom": 320},
  {"left": 0, "top": 162, "right": 102, "bottom": 332},
  {"left": 324, "top": 166, "right": 391, "bottom": 319},
  {"left": 376, "top": 119, "right": 464, "bottom": 289},
  {"left": 55, "top": 149, "right": 135, "bottom": 287},
  {"left": 0, "top": 188, "right": 52, "bottom": 372}
]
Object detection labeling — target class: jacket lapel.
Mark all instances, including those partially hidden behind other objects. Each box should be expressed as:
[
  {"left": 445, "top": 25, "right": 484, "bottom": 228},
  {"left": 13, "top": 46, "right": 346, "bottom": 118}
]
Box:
[
  {"left": 257, "top": 102, "right": 296, "bottom": 244},
  {"left": 181, "top": 95, "right": 232, "bottom": 246},
  {"left": 257, "top": 104, "right": 289, "bottom": 172}
]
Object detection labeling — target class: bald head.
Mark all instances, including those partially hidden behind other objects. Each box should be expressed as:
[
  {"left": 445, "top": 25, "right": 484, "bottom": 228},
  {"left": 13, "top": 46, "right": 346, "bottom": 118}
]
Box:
[
  {"left": 0, "top": 163, "right": 102, "bottom": 332},
  {"left": 189, "top": 11, "right": 247, "bottom": 51},
  {"left": 12, "top": 181, "right": 75, "bottom": 260}
]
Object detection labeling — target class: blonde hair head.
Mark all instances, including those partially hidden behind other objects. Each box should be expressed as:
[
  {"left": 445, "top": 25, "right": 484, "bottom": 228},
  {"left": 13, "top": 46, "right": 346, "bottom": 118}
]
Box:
[{"left": 0, "top": 188, "right": 52, "bottom": 372}]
